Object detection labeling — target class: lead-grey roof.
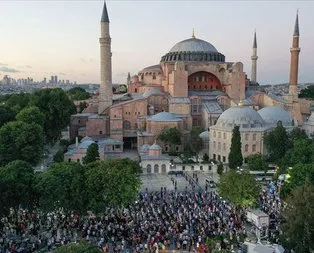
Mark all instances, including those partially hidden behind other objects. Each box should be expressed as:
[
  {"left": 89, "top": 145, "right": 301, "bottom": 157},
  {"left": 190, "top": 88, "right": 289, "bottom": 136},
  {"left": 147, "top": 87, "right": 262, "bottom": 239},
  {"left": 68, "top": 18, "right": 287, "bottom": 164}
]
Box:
[
  {"left": 101, "top": 1, "right": 109, "bottom": 23},
  {"left": 202, "top": 101, "right": 224, "bottom": 114},
  {"left": 143, "top": 88, "right": 164, "bottom": 98},
  {"left": 149, "top": 112, "right": 183, "bottom": 122},
  {"left": 169, "top": 38, "right": 218, "bottom": 53},
  {"left": 258, "top": 106, "right": 293, "bottom": 127},
  {"left": 216, "top": 106, "right": 265, "bottom": 129},
  {"left": 141, "top": 64, "right": 161, "bottom": 71}
]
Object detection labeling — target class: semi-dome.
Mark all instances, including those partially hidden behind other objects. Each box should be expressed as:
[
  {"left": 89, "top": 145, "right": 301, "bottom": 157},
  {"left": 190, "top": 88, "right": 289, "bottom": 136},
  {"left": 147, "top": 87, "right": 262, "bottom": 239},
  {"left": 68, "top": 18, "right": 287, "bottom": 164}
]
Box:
[
  {"left": 149, "top": 112, "right": 182, "bottom": 122},
  {"left": 217, "top": 106, "right": 265, "bottom": 129},
  {"left": 143, "top": 88, "right": 163, "bottom": 98},
  {"left": 258, "top": 106, "right": 293, "bottom": 127},
  {"left": 169, "top": 38, "right": 218, "bottom": 53},
  {"left": 161, "top": 37, "right": 225, "bottom": 63}
]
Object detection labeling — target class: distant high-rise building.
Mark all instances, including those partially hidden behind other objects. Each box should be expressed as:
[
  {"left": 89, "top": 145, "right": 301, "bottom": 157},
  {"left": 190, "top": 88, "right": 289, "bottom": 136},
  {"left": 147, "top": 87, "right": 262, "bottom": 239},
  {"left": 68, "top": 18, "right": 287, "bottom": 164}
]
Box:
[
  {"left": 54, "top": 76, "right": 58, "bottom": 84},
  {"left": 43, "top": 77, "right": 47, "bottom": 84},
  {"left": 50, "top": 76, "right": 54, "bottom": 84}
]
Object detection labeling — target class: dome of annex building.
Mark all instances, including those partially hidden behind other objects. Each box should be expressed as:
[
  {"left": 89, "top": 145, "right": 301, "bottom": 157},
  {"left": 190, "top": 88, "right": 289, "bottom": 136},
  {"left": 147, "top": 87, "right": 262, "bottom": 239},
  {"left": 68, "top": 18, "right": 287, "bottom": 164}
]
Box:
[
  {"left": 143, "top": 88, "right": 164, "bottom": 98},
  {"left": 216, "top": 106, "right": 265, "bottom": 129},
  {"left": 149, "top": 143, "right": 162, "bottom": 150},
  {"left": 258, "top": 106, "right": 293, "bottom": 127},
  {"left": 199, "top": 130, "right": 209, "bottom": 142},
  {"left": 161, "top": 36, "right": 225, "bottom": 63}
]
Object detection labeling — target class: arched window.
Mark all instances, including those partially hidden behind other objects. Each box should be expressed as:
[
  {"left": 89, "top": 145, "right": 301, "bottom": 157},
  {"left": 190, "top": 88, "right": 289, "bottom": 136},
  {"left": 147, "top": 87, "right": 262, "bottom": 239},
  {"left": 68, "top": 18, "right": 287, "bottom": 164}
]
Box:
[
  {"left": 213, "top": 141, "right": 216, "bottom": 149},
  {"left": 154, "top": 164, "right": 159, "bottom": 173},
  {"left": 253, "top": 133, "right": 257, "bottom": 141},
  {"left": 123, "top": 120, "right": 131, "bottom": 130},
  {"left": 147, "top": 164, "right": 151, "bottom": 173},
  {"left": 152, "top": 73, "right": 156, "bottom": 79},
  {"left": 218, "top": 142, "right": 221, "bottom": 150},
  {"left": 161, "top": 164, "right": 166, "bottom": 173},
  {"left": 213, "top": 131, "right": 216, "bottom": 138},
  {"left": 223, "top": 143, "right": 226, "bottom": 151},
  {"left": 252, "top": 144, "right": 256, "bottom": 152},
  {"left": 245, "top": 133, "right": 249, "bottom": 141},
  {"left": 245, "top": 144, "right": 249, "bottom": 152}
]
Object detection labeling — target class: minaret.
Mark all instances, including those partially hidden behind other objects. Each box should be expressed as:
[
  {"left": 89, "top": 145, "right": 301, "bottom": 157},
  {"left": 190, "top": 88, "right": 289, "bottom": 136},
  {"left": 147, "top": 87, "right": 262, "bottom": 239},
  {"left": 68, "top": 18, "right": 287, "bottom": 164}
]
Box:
[
  {"left": 98, "top": 1, "right": 113, "bottom": 115},
  {"left": 251, "top": 30, "right": 258, "bottom": 83},
  {"left": 289, "top": 11, "right": 300, "bottom": 99}
]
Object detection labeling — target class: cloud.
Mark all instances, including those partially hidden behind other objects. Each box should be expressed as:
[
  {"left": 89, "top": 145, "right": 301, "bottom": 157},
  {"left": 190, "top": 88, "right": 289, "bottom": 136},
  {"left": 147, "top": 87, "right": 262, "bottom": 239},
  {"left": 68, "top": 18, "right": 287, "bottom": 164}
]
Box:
[
  {"left": 80, "top": 57, "right": 86, "bottom": 63},
  {"left": 80, "top": 57, "right": 95, "bottom": 64},
  {"left": 0, "top": 67, "right": 20, "bottom": 73},
  {"left": 58, "top": 72, "right": 66, "bottom": 76},
  {"left": 115, "top": 72, "right": 128, "bottom": 77},
  {"left": 0, "top": 63, "right": 8, "bottom": 66}
]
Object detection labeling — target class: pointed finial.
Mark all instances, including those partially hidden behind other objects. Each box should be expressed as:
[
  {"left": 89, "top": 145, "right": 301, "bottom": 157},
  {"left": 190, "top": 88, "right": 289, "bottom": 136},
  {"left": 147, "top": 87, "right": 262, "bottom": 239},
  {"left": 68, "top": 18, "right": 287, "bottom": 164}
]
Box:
[
  {"left": 253, "top": 29, "right": 257, "bottom": 48},
  {"left": 192, "top": 28, "right": 196, "bottom": 39},
  {"left": 101, "top": 1, "right": 110, "bottom": 23},
  {"left": 293, "top": 10, "right": 299, "bottom": 36}
]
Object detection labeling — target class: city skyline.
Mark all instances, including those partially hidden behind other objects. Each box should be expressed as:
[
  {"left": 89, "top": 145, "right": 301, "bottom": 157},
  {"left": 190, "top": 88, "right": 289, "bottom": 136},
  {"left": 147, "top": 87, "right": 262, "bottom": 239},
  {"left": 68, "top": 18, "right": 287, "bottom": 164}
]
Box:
[{"left": 1, "top": 1, "right": 314, "bottom": 85}]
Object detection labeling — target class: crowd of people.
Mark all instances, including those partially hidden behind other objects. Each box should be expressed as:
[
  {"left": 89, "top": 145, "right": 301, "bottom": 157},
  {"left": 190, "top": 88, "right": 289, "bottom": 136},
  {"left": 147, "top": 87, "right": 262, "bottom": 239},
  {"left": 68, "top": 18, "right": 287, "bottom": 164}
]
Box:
[
  {"left": 0, "top": 175, "right": 286, "bottom": 253},
  {"left": 258, "top": 181, "right": 284, "bottom": 243}
]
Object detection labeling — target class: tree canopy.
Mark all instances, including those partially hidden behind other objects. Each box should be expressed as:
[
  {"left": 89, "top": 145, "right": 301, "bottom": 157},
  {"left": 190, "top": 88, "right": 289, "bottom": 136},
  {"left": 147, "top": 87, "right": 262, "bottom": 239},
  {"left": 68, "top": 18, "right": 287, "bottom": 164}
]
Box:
[
  {"left": 67, "top": 87, "right": 90, "bottom": 101},
  {"left": 219, "top": 170, "right": 259, "bottom": 208},
  {"left": 0, "top": 160, "right": 36, "bottom": 216},
  {"left": 30, "top": 88, "right": 76, "bottom": 144},
  {"left": 247, "top": 153, "right": 268, "bottom": 172},
  {"left": 0, "top": 121, "right": 44, "bottom": 166},
  {"left": 188, "top": 126, "right": 204, "bottom": 156},
  {"left": 0, "top": 104, "right": 15, "bottom": 128},
  {"left": 83, "top": 143, "right": 100, "bottom": 165},
  {"left": 85, "top": 160, "right": 142, "bottom": 212},
  {"left": 298, "top": 84, "right": 314, "bottom": 99},
  {"left": 56, "top": 242, "right": 102, "bottom": 253},
  {"left": 264, "top": 122, "right": 291, "bottom": 162},
  {"left": 158, "top": 127, "right": 181, "bottom": 153},
  {"left": 228, "top": 126, "right": 243, "bottom": 169},
  {"left": 36, "top": 162, "right": 88, "bottom": 213},
  {"left": 281, "top": 180, "right": 314, "bottom": 252},
  {"left": 16, "top": 105, "right": 45, "bottom": 128}
]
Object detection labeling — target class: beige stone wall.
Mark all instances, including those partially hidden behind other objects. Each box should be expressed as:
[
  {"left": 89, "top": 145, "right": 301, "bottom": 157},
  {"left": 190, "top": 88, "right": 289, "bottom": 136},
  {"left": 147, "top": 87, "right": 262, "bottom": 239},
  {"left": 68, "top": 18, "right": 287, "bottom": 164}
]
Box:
[
  {"left": 169, "top": 102, "right": 190, "bottom": 115},
  {"left": 209, "top": 127, "right": 266, "bottom": 164}
]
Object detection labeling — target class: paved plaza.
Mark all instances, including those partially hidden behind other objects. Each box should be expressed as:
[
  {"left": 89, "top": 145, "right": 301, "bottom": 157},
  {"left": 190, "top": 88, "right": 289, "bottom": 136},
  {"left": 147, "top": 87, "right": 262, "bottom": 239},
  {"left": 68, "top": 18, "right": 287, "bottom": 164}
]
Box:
[{"left": 140, "top": 170, "right": 217, "bottom": 193}]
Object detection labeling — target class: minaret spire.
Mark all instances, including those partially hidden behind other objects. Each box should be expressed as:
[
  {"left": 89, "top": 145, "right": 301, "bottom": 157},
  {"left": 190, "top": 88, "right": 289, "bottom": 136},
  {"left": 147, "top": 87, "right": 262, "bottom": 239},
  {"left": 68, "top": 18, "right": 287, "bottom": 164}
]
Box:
[
  {"left": 192, "top": 28, "right": 195, "bottom": 39},
  {"left": 289, "top": 10, "right": 300, "bottom": 98},
  {"left": 251, "top": 30, "right": 258, "bottom": 83},
  {"left": 98, "top": 1, "right": 113, "bottom": 114},
  {"left": 293, "top": 10, "right": 299, "bottom": 36},
  {"left": 101, "top": 1, "right": 109, "bottom": 23}
]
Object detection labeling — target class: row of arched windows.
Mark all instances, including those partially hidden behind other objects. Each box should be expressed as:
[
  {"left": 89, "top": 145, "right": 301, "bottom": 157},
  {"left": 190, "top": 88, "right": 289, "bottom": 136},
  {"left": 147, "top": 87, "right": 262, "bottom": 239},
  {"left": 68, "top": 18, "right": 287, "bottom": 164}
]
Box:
[
  {"left": 161, "top": 52, "right": 225, "bottom": 62},
  {"left": 146, "top": 164, "right": 167, "bottom": 173}
]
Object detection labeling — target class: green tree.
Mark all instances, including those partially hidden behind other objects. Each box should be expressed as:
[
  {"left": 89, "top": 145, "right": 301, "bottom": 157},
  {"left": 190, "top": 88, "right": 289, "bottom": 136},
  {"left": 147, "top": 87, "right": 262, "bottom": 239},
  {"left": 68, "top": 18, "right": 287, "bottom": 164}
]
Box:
[
  {"left": 202, "top": 153, "right": 209, "bottom": 163},
  {"left": 0, "top": 121, "right": 44, "bottom": 166},
  {"left": 30, "top": 88, "right": 76, "bottom": 144},
  {"left": 16, "top": 105, "right": 45, "bottom": 127},
  {"left": 281, "top": 180, "right": 314, "bottom": 252},
  {"left": 298, "top": 84, "right": 314, "bottom": 99},
  {"left": 219, "top": 170, "right": 259, "bottom": 208},
  {"left": 53, "top": 150, "right": 65, "bottom": 163},
  {"left": 217, "top": 162, "right": 224, "bottom": 175},
  {"left": 228, "top": 126, "right": 243, "bottom": 169},
  {"left": 289, "top": 127, "right": 308, "bottom": 141},
  {"left": 280, "top": 139, "right": 314, "bottom": 172},
  {"left": 158, "top": 127, "right": 181, "bottom": 153},
  {"left": 78, "top": 101, "right": 88, "bottom": 113},
  {"left": 36, "top": 162, "right": 88, "bottom": 213},
  {"left": 264, "top": 122, "right": 291, "bottom": 162},
  {"left": 0, "top": 104, "right": 15, "bottom": 127},
  {"left": 188, "top": 126, "right": 203, "bottom": 158},
  {"left": 282, "top": 163, "right": 314, "bottom": 197},
  {"left": 247, "top": 153, "right": 268, "bottom": 172},
  {"left": 85, "top": 159, "right": 141, "bottom": 212},
  {"left": 0, "top": 160, "right": 36, "bottom": 215},
  {"left": 56, "top": 242, "right": 102, "bottom": 253},
  {"left": 67, "top": 87, "right": 90, "bottom": 101},
  {"left": 4, "top": 93, "right": 31, "bottom": 114},
  {"left": 83, "top": 143, "right": 100, "bottom": 165}
]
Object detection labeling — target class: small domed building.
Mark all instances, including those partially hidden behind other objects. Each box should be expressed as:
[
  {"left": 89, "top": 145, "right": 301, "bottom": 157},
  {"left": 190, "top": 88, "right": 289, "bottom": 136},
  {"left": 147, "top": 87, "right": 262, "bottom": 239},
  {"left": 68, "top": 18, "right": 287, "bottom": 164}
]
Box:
[
  {"left": 258, "top": 106, "right": 293, "bottom": 128},
  {"left": 209, "top": 104, "right": 272, "bottom": 163}
]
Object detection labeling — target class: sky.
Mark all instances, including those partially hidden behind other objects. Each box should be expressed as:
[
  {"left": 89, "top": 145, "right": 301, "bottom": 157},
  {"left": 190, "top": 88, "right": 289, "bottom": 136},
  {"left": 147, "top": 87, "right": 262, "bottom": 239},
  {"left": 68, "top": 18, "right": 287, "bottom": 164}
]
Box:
[{"left": 0, "top": 1, "right": 314, "bottom": 85}]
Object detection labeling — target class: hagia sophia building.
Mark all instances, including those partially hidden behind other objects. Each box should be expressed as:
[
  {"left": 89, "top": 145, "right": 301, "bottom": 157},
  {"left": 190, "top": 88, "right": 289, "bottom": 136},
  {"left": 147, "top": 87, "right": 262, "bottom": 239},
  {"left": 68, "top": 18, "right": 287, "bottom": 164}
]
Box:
[{"left": 67, "top": 2, "right": 313, "bottom": 171}]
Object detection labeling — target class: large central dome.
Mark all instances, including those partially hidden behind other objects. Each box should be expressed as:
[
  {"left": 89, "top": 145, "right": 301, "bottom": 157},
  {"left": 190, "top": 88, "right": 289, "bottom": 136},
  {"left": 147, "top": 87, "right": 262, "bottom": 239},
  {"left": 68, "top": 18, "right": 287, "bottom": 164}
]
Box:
[
  {"left": 160, "top": 36, "right": 225, "bottom": 63},
  {"left": 169, "top": 38, "right": 218, "bottom": 53}
]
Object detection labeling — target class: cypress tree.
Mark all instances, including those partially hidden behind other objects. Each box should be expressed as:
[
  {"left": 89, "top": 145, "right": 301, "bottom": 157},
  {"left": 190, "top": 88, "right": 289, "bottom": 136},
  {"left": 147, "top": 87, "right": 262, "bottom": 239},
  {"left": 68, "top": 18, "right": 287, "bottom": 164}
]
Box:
[{"left": 228, "top": 125, "right": 243, "bottom": 169}]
